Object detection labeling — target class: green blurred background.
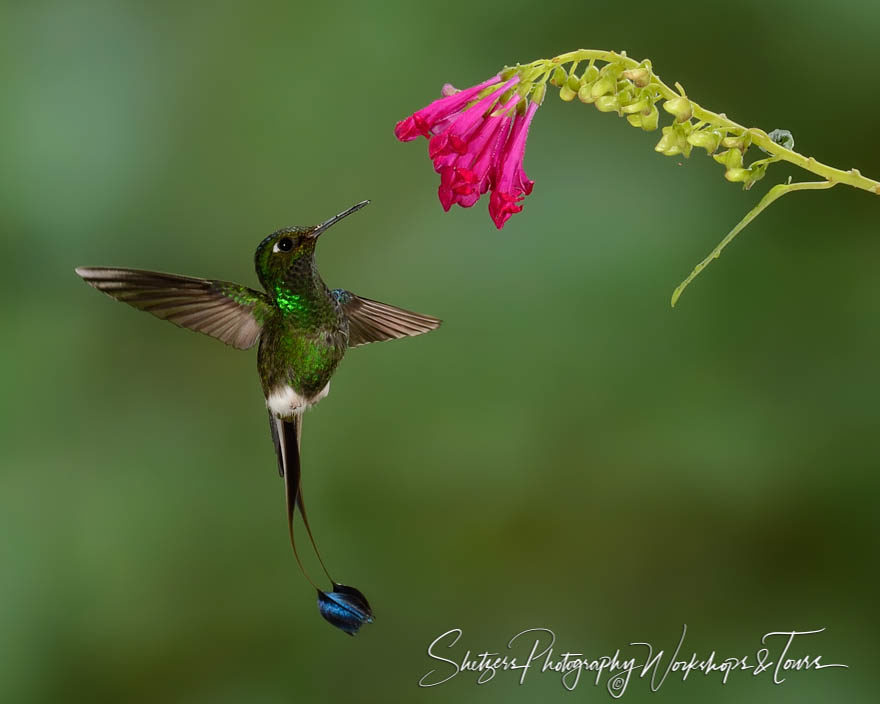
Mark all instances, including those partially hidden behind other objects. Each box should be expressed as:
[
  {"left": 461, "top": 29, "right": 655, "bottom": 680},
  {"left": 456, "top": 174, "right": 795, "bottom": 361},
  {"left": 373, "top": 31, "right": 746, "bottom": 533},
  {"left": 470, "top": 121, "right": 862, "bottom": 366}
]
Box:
[{"left": 2, "top": 0, "right": 878, "bottom": 701}]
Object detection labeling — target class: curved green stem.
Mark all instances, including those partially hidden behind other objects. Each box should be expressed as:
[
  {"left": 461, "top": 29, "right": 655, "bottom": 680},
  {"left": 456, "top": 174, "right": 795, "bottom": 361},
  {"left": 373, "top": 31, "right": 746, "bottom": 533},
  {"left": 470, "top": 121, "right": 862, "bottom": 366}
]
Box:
[
  {"left": 670, "top": 180, "right": 837, "bottom": 307},
  {"left": 544, "top": 50, "right": 880, "bottom": 195}
]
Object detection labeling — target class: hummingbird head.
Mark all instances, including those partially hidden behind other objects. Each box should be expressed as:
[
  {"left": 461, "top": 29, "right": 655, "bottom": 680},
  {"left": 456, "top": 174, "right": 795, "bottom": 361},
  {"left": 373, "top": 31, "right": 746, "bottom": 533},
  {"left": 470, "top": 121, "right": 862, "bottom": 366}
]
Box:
[{"left": 254, "top": 200, "right": 369, "bottom": 290}]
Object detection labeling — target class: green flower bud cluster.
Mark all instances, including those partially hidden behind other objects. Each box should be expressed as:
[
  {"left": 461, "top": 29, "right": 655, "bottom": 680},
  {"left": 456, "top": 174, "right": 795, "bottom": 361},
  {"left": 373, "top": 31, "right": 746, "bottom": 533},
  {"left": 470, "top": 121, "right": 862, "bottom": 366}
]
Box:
[
  {"left": 494, "top": 48, "right": 880, "bottom": 308},
  {"left": 548, "top": 60, "right": 663, "bottom": 133},
  {"left": 514, "top": 51, "right": 875, "bottom": 202},
  {"left": 538, "top": 57, "right": 777, "bottom": 189}
]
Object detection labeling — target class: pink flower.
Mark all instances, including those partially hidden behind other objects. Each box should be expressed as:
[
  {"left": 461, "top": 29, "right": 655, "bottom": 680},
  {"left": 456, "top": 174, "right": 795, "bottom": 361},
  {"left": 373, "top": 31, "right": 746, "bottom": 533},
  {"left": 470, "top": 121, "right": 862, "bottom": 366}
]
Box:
[
  {"left": 436, "top": 94, "right": 519, "bottom": 210},
  {"left": 426, "top": 76, "right": 518, "bottom": 163},
  {"left": 395, "top": 73, "right": 541, "bottom": 228},
  {"left": 394, "top": 76, "right": 502, "bottom": 142},
  {"left": 489, "top": 101, "right": 538, "bottom": 229}
]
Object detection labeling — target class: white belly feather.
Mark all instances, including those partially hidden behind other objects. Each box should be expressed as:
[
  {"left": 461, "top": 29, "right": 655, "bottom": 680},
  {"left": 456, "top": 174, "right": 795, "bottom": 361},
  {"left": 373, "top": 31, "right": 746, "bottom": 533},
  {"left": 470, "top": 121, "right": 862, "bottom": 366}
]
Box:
[{"left": 267, "top": 382, "right": 330, "bottom": 417}]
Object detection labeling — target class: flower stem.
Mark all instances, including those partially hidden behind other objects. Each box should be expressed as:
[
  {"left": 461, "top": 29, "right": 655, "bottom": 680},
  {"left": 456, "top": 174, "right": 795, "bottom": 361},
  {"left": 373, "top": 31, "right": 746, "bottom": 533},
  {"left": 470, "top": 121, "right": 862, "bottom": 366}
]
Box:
[{"left": 670, "top": 180, "right": 837, "bottom": 307}]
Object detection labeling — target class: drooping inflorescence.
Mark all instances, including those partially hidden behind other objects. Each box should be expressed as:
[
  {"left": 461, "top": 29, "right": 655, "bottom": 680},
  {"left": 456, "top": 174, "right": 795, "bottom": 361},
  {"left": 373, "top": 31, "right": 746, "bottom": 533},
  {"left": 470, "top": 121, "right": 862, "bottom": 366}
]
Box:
[
  {"left": 395, "top": 49, "right": 879, "bottom": 304},
  {"left": 395, "top": 74, "right": 541, "bottom": 228}
]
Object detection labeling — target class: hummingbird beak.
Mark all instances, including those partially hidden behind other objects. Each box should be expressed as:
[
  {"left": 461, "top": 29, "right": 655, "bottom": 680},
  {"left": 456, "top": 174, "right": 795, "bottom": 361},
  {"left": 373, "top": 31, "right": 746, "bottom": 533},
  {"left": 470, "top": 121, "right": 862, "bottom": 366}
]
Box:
[{"left": 308, "top": 200, "right": 370, "bottom": 239}]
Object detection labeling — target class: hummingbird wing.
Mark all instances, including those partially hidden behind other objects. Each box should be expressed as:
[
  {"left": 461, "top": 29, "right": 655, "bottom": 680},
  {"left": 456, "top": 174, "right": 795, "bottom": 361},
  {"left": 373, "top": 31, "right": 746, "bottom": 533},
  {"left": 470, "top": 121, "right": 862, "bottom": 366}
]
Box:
[
  {"left": 75, "top": 267, "right": 271, "bottom": 350},
  {"left": 332, "top": 289, "right": 441, "bottom": 347}
]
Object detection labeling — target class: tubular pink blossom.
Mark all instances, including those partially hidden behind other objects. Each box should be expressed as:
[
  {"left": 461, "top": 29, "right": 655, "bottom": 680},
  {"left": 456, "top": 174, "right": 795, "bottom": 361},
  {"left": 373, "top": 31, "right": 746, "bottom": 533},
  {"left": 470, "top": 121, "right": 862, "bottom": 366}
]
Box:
[
  {"left": 393, "top": 76, "right": 502, "bottom": 142},
  {"left": 462, "top": 116, "right": 513, "bottom": 204},
  {"left": 437, "top": 166, "right": 458, "bottom": 211},
  {"left": 427, "top": 76, "right": 519, "bottom": 162},
  {"left": 429, "top": 113, "right": 458, "bottom": 136},
  {"left": 436, "top": 95, "right": 519, "bottom": 210},
  {"left": 395, "top": 72, "right": 541, "bottom": 224},
  {"left": 432, "top": 93, "right": 519, "bottom": 173},
  {"left": 489, "top": 101, "right": 539, "bottom": 229}
]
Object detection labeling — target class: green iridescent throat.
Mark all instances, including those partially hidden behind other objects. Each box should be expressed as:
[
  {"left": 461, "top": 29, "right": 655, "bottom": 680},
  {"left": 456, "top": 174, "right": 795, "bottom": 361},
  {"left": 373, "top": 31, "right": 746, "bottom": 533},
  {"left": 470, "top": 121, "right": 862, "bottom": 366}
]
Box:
[{"left": 274, "top": 284, "right": 309, "bottom": 316}]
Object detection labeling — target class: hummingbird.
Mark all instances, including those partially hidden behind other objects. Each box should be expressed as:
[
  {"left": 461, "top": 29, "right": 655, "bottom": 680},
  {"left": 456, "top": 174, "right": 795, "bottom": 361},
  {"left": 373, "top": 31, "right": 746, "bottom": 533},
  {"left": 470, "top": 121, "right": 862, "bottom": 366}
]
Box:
[{"left": 75, "top": 200, "right": 441, "bottom": 635}]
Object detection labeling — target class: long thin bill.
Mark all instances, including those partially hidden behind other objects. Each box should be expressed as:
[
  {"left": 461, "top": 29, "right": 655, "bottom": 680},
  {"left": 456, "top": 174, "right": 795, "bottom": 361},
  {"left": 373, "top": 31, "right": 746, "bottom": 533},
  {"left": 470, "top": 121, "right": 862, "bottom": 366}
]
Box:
[{"left": 309, "top": 200, "right": 370, "bottom": 238}]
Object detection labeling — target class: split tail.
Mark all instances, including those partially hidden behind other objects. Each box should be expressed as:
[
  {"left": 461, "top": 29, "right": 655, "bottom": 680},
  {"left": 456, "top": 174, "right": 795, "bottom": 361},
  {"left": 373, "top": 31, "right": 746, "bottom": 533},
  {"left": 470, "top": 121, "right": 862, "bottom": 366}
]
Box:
[{"left": 268, "top": 411, "right": 373, "bottom": 635}]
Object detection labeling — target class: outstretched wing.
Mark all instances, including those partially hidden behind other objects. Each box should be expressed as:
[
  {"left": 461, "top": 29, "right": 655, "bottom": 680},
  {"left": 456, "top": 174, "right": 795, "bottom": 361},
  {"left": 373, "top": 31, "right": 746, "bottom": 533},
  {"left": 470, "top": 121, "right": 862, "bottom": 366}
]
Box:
[
  {"left": 332, "top": 289, "right": 441, "bottom": 347},
  {"left": 75, "top": 267, "right": 271, "bottom": 350}
]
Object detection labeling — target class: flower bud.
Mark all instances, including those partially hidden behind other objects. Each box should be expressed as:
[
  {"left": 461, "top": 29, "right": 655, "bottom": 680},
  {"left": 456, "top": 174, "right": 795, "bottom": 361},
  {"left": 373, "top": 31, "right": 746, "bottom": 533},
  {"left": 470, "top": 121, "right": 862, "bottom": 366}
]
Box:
[
  {"left": 577, "top": 82, "right": 596, "bottom": 103},
  {"left": 583, "top": 64, "right": 600, "bottom": 83},
  {"left": 559, "top": 84, "right": 577, "bottom": 101},
  {"left": 550, "top": 66, "right": 566, "bottom": 87},
  {"left": 530, "top": 82, "right": 546, "bottom": 105},
  {"left": 595, "top": 95, "right": 619, "bottom": 112},
  {"left": 616, "top": 85, "right": 634, "bottom": 105},
  {"left": 713, "top": 148, "right": 743, "bottom": 169},
  {"left": 591, "top": 75, "right": 616, "bottom": 99},
  {"left": 744, "top": 162, "right": 768, "bottom": 187},
  {"left": 655, "top": 125, "right": 691, "bottom": 157},
  {"left": 626, "top": 113, "right": 643, "bottom": 127},
  {"left": 721, "top": 133, "right": 750, "bottom": 151},
  {"left": 662, "top": 96, "right": 692, "bottom": 122},
  {"left": 566, "top": 74, "right": 580, "bottom": 92},
  {"left": 724, "top": 168, "right": 749, "bottom": 183},
  {"left": 687, "top": 129, "right": 722, "bottom": 153},
  {"left": 621, "top": 96, "right": 650, "bottom": 114},
  {"left": 622, "top": 67, "right": 651, "bottom": 87},
  {"left": 655, "top": 127, "right": 677, "bottom": 154},
  {"left": 640, "top": 105, "right": 659, "bottom": 131}
]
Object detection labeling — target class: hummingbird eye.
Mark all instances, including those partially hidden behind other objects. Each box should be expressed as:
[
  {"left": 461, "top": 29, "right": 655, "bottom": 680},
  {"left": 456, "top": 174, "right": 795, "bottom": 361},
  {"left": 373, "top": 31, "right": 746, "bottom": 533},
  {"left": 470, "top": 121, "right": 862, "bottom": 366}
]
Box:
[{"left": 275, "top": 237, "right": 294, "bottom": 253}]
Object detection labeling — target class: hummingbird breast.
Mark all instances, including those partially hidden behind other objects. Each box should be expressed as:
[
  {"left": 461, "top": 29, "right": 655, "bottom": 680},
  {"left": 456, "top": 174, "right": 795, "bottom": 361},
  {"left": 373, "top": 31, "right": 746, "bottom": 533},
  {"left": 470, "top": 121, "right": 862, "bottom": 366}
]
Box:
[{"left": 259, "top": 316, "right": 348, "bottom": 419}]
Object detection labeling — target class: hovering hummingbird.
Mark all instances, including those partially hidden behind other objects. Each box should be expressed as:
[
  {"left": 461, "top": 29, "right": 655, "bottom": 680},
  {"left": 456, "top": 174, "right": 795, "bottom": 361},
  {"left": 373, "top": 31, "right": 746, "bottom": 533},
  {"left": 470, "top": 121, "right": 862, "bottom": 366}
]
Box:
[{"left": 75, "top": 200, "right": 441, "bottom": 635}]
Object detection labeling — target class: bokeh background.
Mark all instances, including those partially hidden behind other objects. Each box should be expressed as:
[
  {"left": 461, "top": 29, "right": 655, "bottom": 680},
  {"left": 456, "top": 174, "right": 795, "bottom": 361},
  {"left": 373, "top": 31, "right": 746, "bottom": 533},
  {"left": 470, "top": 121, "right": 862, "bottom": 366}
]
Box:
[{"left": 2, "top": 1, "right": 878, "bottom": 702}]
